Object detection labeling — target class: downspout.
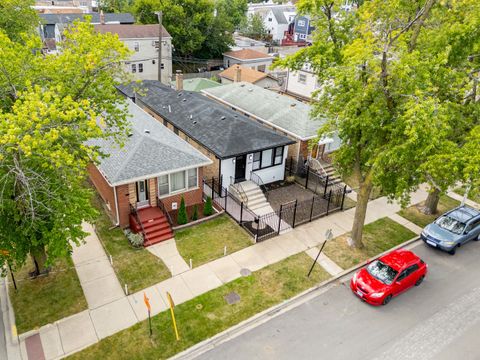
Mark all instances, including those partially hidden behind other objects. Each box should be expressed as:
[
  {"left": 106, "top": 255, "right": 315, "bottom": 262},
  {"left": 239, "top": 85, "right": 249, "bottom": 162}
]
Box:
[{"left": 113, "top": 186, "right": 120, "bottom": 226}]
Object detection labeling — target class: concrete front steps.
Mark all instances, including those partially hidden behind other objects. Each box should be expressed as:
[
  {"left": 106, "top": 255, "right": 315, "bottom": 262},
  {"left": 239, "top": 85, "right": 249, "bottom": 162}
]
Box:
[
  {"left": 322, "top": 163, "right": 343, "bottom": 186},
  {"left": 130, "top": 206, "right": 174, "bottom": 246},
  {"left": 230, "top": 181, "right": 274, "bottom": 216}
]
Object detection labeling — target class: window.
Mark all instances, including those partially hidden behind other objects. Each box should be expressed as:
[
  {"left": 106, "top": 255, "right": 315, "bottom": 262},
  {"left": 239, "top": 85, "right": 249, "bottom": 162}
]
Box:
[
  {"left": 158, "top": 175, "right": 169, "bottom": 196},
  {"left": 299, "top": 33, "right": 307, "bottom": 40},
  {"left": 298, "top": 20, "right": 306, "bottom": 27},
  {"left": 188, "top": 168, "right": 197, "bottom": 188},
  {"left": 261, "top": 149, "right": 273, "bottom": 168},
  {"left": 252, "top": 152, "right": 261, "bottom": 170},
  {"left": 257, "top": 64, "right": 266, "bottom": 72},
  {"left": 131, "top": 64, "right": 137, "bottom": 73},
  {"left": 152, "top": 59, "right": 156, "bottom": 64},
  {"left": 298, "top": 73, "right": 307, "bottom": 84},
  {"left": 396, "top": 269, "right": 409, "bottom": 282},
  {"left": 138, "top": 63, "right": 143, "bottom": 73},
  {"left": 406, "top": 264, "right": 419, "bottom": 276},
  {"left": 268, "top": 17, "right": 272, "bottom": 22},
  {"left": 274, "top": 146, "right": 283, "bottom": 165},
  {"left": 170, "top": 171, "right": 186, "bottom": 192},
  {"left": 134, "top": 42, "right": 139, "bottom": 52},
  {"left": 161, "top": 63, "right": 165, "bottom": 70}
]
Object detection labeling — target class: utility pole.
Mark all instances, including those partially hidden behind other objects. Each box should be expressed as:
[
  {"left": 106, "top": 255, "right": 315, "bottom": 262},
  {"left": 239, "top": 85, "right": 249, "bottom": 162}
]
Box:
[{"left": 156, "top": 10, "right": 163, "bottom": 83}]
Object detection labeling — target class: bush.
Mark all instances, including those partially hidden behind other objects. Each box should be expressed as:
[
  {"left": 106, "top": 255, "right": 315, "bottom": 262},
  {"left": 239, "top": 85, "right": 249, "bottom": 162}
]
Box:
[
  {"left": 203, "top": 196, "right": 214, "bottom": 216},
  {"left": 191, "top": 204, "right": 198, "bottom": 221},
  {"left": 126, "top": 231, "right": 144, "bottom": 248},
  {"left": 177, "top": 197, "right": 188, "bottom": 225}
]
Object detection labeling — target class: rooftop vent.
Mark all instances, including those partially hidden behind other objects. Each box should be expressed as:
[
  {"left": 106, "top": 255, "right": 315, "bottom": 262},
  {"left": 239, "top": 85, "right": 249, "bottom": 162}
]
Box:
[
  {"left": 240, "top": 84, "right": 245, "bottom": 87},
  {"left": 290, "top": 103, "right": 297, "bottom": 107},
  {"left": 190, "top": 114, "right": 193, "bottom": 120},
  {"left": 127, "top": 132, "right": 133, "bottom": 137},
  {"left": 168, "top": 105, "right": 171, "bottom": 113},
  {"left": 182, "top": 98, "right": 187, "bottom": 102},
  {"left": 221, "top": 116, "right": 226, "bottom": 120},
  {"left": 248, "top": 88, "right": 253, "bottom": 92},
  {"left": 144, "top": 129, "right": 150, "bottom": 134},
  {"left": 193, "top": 120, "right": 197, "bottom": 124},
  {"left": 178, "top": 92, "right": 183, "bottom": 97}
]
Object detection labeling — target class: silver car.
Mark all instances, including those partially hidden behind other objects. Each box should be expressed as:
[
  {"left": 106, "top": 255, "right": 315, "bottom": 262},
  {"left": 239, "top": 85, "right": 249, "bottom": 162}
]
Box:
[{"left": 421, "top": 205, "right": 480, "bottom": 255}]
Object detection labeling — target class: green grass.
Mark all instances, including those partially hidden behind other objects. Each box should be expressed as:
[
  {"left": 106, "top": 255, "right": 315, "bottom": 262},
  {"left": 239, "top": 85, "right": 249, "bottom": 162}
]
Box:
[
  {"left": 398, "top": 195, "right": 460, "bottom": 229},
  {"left": 175, "top": 215, "right": 253, "bottom": 268},
  {"left": 9, "top": 257, "right": 87, "bottom": 334},
  {"left": 323, "top": 217, "right": 416, "bottom": 270},
  {"left": 93, "top": 197, "right": 171, "bottom": 293},
  {"left": 454, "top": 186, "right": 480, "bottom": 204},
  {"left": 68, "top": 252, "right": 330, "bottom": 360}
]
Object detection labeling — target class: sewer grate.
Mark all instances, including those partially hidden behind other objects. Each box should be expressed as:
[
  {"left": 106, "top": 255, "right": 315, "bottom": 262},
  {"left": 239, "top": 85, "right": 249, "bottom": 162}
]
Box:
[
  {"left": 224, "top": 291, "right": 241, "bottom": 305},
  {"left": 240, "top": 268, "right": 252, "bottom": 277}
]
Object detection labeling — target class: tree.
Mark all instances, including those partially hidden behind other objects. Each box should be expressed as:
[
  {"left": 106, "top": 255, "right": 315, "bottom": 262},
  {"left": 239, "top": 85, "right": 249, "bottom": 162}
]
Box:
[
  {"left": 203, "top": 196, "right": 214, "bottom": 216},
  {"left": 240, "top": 13, "right": 268, "bottom": 41},
  {"left": 133, "top": 0, "right": 235, "bottom": 58},
  {"left": 98, "top": 0, "right": 133, "bottom": 13},
  {"left": 177, "top": 197, "right": 188, "bottom": 225},
  {"left": 0, "top": 19, "right": 131, "bottom": 276},
  {"left": 216, "top": 0, "right": 247, "bottom": 29},
  {"left": 191, "top": 204, "right": 198, "bottom": 221},
  {"left": 275, "top": 0, "right": 480, "bottom": 247},
  {"left": 0, "top": 0, "right": 38, "bottom": 42}
]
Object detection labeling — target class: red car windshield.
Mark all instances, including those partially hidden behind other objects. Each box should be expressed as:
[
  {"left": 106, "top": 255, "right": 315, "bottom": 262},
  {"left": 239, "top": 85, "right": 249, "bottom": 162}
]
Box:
[{"left": 367, "top": 260, "right": 398, "bottom": 285}]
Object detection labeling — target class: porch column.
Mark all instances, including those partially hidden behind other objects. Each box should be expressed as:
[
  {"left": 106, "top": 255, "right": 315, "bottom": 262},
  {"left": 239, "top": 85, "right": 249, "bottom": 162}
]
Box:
[
  {"left": 128, "top": 183, "right": 136, "bottom": 206},
  {"left": 149, "top": 178, "right": 157, "bottom": 207}
]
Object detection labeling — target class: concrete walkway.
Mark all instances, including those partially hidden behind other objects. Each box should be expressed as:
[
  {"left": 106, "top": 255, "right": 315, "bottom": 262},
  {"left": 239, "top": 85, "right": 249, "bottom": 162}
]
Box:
[
  {"left": 147, "top": 239, "right": 190, "bottom": 276},
  {"left": 447, "top": 190, "right": 480, "bottom": 209},
  {"left": 305, "top": 248, "right": 344, "bottom": 276},
  {"left": 388, "top": 213, "right": 424, "bottom": 235},
  {"left": 14, "top": 187, "right": 429, "bottom": 359}
]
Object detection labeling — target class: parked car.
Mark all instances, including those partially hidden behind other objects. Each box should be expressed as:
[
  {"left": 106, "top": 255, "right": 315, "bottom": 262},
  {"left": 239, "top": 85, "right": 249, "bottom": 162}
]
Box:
[
  {"left": 421, "top": 205, "right": 480, "bottom": 255},
  {"left": 350, "top": 249, "right": 427, "bottom": 306}
]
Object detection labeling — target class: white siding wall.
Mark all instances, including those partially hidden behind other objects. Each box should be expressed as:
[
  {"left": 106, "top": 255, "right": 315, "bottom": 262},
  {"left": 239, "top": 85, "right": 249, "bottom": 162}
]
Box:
[{"left": 285, "top": 69, "right": 318, "bottom": 99}]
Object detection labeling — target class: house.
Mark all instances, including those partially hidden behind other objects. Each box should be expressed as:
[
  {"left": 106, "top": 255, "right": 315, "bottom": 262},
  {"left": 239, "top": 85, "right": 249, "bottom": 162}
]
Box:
[
  {"left": 94, "top": 24, "right": 172, "bottom": 84},
  {"left": 203, "top": 82, "right": 341, "bottom": 162},
  {"left": 117, "top": 80, "right": 295, "bottom": 189},
  {"left": 263, "top": 6, "right": 296, "bottom": 42},
  {"left": 231, "top": 34, "right": 268, "bottom": 53},
  {"left": 218, "top": 65, "right": 281, "bottom": 89},
  {"left": 284, "top": 62, "right": 320, "bottom": 100},
  {"left": 172, "top": 77, "right": 221, "bottom": 92},
  {"left": 88, "top": 99, "right": 212, "bottom": 245},
  {"left": 293, "top": 15, "right": 314, "bottom": 42},
  {"left": 223, "top": 49, "right": 274, "bottom": 73},
  {"left": 39, "top": 12, "right": 134, "bottom": 40}
]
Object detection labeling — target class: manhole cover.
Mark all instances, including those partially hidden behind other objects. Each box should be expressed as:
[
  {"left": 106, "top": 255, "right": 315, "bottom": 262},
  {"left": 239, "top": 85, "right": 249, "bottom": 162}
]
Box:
[
  {"left": 224, "top": 291, "right": 241, "bottom": 305},
  {"left": 240, "top": 268, "right": 252, "bottom": 277}
]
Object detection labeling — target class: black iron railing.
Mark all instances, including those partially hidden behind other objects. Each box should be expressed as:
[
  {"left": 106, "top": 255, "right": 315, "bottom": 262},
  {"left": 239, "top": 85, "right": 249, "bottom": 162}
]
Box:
[
  {"left": 250, "top": 172, "right": 268, "bottom": 200},
  {"left": 129, "top": 204, "right": 146, "bottom": 242},
  {"left": 157, "top": 197, "right": 173, "bottom": 227}
]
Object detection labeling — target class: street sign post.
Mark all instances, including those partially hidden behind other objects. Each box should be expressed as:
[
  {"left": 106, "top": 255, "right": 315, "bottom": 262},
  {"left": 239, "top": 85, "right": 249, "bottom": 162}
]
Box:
[
  {"left": 143, "top": 292, "right": 152, "bottom": 336},
  {"left": 307, "top": 229, "right": 334, "bottom": 277},
  {"left": 166, "top": 292, "right": 180, "bottom": 341}
]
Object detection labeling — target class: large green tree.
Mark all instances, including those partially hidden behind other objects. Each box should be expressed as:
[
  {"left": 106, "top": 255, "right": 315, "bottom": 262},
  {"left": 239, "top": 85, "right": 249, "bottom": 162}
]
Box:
[
  {"left": 0, "top": 20, "right": 131, "bottom": 275},
  {"left": 275, "top": 0, "right": 480, "bottom": 247},
  {"left": 0, "top": 0, "right": 38, "bottom": 42},
  {"left": 133, "top": 0, "right": 236, "bottom": 58}
]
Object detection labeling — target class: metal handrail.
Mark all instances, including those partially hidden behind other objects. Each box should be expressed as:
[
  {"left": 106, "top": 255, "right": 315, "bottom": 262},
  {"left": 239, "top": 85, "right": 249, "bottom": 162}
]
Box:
[
  {"left": 129, "top": 204, "right": 147, "bottom": 242},
  {"left": 229, "top": 177, "right": 248, "bottom": 203},
  {"left": 250, "top": 172, "right": 269, "bottom": 200},
  {"left": 157, "top": 197, "right": 173, "bottom": 227}
]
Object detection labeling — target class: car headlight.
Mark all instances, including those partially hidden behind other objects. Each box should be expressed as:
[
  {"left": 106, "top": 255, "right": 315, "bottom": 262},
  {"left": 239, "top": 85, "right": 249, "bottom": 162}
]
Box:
[
  {"left": 441, "top": 240, "right": 455, "bottom": 246},
  {"left": 421, "top": 230, "right": 428, "bottom": 237},
  {"left": 369, "top": 292, "right": 385, "bottom": 298}
]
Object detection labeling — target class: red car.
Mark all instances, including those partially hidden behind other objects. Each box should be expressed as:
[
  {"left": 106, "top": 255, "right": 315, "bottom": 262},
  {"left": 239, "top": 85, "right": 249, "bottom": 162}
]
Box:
[{"left": 350, "top": 249, "right": 427, "bottom": 306}]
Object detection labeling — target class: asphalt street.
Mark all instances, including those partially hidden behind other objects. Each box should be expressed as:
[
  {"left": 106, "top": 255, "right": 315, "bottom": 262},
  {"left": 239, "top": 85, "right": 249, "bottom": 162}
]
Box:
[{"left": 196, "top": 240, "right": 480, "bottom": 360}]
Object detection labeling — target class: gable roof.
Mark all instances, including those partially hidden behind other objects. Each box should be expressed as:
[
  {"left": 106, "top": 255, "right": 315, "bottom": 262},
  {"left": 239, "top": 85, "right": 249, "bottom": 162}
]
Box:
[
  {"left": 223, "top": 49, "right": 273, "bottom": 61},
  {"left": 40, "top": 12, "right": 134, "bottom": 25},
  {"left": 203, "top": 82, "right": 324, "bottom": 141},
  {"left": 219, "top": 65, "right": 269, "bottom": 84},
  {"left": 178, "top": 78, "right": 222, "bottom": 92},
  {"left": 89, "top": 100, "right": 211, "bottom": 186},
  {"left": 94, "top": 24, "right": 170, "bottom": 39},
  {"left": 117, "top": 81, "right": 295, "bottom": 159}
]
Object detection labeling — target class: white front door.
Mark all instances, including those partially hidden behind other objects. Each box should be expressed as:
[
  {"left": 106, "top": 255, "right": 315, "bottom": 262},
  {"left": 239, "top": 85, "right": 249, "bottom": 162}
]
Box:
[{"left": 136, "top": 180, "right": 149, "bottom": 207}]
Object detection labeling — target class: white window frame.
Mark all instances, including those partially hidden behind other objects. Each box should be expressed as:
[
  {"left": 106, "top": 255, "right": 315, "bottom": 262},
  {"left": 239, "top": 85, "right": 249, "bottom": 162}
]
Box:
[
  {"left": 298, "top": 20, "right": 306, "bottom": 27},
  {"left": 131, "top": 64, "right": 137, "bottom": 73},
  {"left": 134, "top": 42, "right": 139, "bottom": 52},
  {"left": 158, "top": 168, "right": 199, "bottom": 198},
  {"left": 138, "top": 63, "right": 143, "bottom": 73},
  {"left": 298, "top": 73, "right": 307, "bottom": 84}
]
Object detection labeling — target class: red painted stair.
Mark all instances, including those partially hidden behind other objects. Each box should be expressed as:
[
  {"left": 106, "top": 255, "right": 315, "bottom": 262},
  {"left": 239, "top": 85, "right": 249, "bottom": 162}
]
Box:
[{"left": 130, "top": 206, "right": 173, "bottom": 247}]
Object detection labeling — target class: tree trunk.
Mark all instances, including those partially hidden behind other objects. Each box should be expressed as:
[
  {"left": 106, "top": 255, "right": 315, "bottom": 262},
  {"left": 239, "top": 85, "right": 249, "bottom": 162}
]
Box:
[
  {"left": 30, "top": 246, "right": 48, "bottom": 277},
  {"left": 421, "top": 187, "right": 440, "bottom": 215},
  {"left": 350, "top": 181, "right": 373, "bottom": 249}
]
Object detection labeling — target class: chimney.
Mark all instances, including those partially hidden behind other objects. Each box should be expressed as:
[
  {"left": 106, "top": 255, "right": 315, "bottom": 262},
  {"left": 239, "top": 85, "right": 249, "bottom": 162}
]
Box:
[
  {"left": 233, "top": 65, "right": 242, "bottom": 83},
  {"left": 175, "top": 70, "right": 183, "bottom": 91},
  {"left": 100, "top": 10, "right": 105, "bottom": 25}
]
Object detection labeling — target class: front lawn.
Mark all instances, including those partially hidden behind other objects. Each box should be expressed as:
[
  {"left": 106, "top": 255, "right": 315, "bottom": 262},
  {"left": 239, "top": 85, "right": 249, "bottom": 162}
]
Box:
[
  {"left": 68, "top": 252, "right": 330, "bottom": 360},
  {"left": 9, "top": 257, "right": 87, "bottom": 334},
  {"left": 175, "top": 215, "right": 253, "bottom": 268},
  {"left": 398, "top": 195, "right": 460, "bottom": 229},
  {"left": 323, "top": 217, "right": 416, "bottom": 270},
  {"left": 93, "top": 197, "right": 171, "bottom": 293},
  {"left": 454, "top": 186, "right": 480, "bottom": 204}
]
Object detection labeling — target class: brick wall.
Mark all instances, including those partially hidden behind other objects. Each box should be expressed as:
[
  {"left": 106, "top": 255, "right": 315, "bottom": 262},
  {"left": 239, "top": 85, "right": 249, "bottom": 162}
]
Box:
[
  {"left": 158, "top": 167, "right": 204, "bottom": 212},
  {"left": 116, "top": 184, "right": 130, "bottom": 227},
  {"left": 88, "top": 163, "right": 116, "bottom": 220}
]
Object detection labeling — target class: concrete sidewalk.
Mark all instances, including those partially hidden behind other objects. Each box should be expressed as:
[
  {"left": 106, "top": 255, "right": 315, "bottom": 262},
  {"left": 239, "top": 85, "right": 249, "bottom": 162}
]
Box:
[
  {"left": 447, "top": 190, "right": 480, "bottom": 209},
  {"left": 14, "top": 187, "right": 429, "bottom": 359},
  {"left": 147, "top": 239, "right": 190, "bottom": 276}
]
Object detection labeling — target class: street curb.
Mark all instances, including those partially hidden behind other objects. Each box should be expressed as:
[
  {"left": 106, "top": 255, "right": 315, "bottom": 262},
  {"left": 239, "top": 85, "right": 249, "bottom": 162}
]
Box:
[
  {"left": 171, "top": 236, "right": 421, "bottom": 360},
  {"left": 1, "top": 275, "right": 22, "bottom": 360}
]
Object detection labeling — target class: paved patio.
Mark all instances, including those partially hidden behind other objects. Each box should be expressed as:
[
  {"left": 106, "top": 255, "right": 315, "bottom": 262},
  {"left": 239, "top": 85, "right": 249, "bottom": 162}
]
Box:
[{"left": 267, "top": 183, "right": 327, "bottom": 212}]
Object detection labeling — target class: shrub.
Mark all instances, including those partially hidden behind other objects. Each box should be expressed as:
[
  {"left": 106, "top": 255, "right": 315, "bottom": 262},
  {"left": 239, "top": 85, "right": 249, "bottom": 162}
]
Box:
[
  {"left": 177, "top": 197, "right": 188, "bottom": 225},
  {"left": 191, "top": 204, "right": 198, "bottom": 221},
  {"left": 126, "top": 231, "right": 144, "bottom": 248},
  {"left": 203, "top": 196, "right": 214, "bottom": 216}
]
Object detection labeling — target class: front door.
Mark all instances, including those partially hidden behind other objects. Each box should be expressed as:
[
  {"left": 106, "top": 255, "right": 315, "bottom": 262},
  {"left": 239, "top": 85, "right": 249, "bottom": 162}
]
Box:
[
  {"left": 234, "top": 155, "right": 247, "bottom": 183},
  {"left": 136, "top": 180, "right": 149, "bottom": 208}
]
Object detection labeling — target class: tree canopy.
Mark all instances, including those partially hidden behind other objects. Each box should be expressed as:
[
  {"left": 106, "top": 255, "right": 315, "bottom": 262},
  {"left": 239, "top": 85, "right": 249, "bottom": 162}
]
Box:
[{"left": 0, "top": 0, "right": 38, "bottom": 42}]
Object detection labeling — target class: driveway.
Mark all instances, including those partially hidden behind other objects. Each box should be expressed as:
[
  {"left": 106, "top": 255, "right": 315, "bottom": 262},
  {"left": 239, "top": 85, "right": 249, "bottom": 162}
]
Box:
[{"left": 195, "top": 240, "right": 480, "bottom": 360}]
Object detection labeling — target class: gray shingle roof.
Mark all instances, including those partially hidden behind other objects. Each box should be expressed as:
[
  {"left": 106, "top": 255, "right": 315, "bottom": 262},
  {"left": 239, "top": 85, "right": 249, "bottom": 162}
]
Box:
[
  {"left": 89, "top": 100, "right": 211, "bottom": 186},
  {"left": 203, "top": 82, "right": 324, "bottom": 140},
  {"left": 117, "top": 81, "right": 295, "bottom": 159},
  {"left": 40, "top": 13, "right": 135, "bottom": 25},
  {"left": 271, "top": 7, "right": 295, "bottom": 24}
]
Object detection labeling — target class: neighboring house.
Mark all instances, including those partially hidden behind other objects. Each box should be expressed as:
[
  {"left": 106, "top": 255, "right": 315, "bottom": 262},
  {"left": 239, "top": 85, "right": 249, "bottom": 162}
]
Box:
[
  {"left": 231, "top": 34, "right": 268, "bottom": 53},
  {"left": 94, "top": 24, "right": 172, "bottom": 84},
  {"left": 117, "top": 81, "right": 295, "bottom": 187},
  {"left": 263, "top": 6, "right": 296, "bottom": 42},
  {"left": 223, "top": 49, "right": 274, "bottom": 73},
  {"left": 293, "top": 15, "right": 314, "bottom": 42},
  {"left": 172, "top": 77, "right": 222, "bottom": 92},
  {"left": 219, "top": 65, "right": 280, "bottom": 89},
  {"left": 34, "top": 0, "right": 94, "bottom": 12},
  {"left": 284, "top": 62, "right": 320, "bottom": 100},
  {"left": 88, "top": 99, "right": 212, "bottom": 245},
  {"left": 39, "top": 12, "right": 134, "bottom": 39},
  {"left": 203, "top": 82, "right": 341, "bottom": 162}
]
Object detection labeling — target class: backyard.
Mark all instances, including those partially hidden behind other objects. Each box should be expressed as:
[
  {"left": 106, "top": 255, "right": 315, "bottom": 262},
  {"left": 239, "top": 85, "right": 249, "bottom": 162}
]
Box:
[
  {"left": 175, "top": 215, "right": 253, "bottom": 268},
  {"left": 9, "top": 257, "right": 87, "bottom": 334},
  {"left": 398, "top": 195, "right": 460, "bottom": 228},
  {"left": 68, "top": 252, "right": 330, "bottom": 360},
  {"left": 323, "top": 217, "right": 417, "bottom": 269}
]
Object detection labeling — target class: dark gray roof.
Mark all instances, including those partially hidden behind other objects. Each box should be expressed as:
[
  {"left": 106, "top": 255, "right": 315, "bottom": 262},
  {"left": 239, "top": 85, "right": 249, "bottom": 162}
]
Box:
[
  {"left": 271, "top": 7, "right": 295, "bottom": 24},
  {"left": 40, "top": 13, "right": 135, "bottom": 25},
  {"left": 117, "top": 81, "right": 295, "bottom": 159},
  {"left": 89, "top": 100, "right": 211, "bottom": 186}
]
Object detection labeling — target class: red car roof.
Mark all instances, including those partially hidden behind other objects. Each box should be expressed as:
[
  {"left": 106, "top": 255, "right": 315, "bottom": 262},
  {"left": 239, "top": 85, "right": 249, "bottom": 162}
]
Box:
[{"left": 378, "top": 249, "right": 419, "bottom": 271}]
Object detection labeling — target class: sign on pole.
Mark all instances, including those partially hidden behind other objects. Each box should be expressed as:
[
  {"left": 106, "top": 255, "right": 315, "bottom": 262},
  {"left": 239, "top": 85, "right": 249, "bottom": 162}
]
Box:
[
  {"left": 143, "top": 292, "right": 152, "bottom": 336},
  {"left": 308, "top": 228, "right": 333, "bottom": 277},
  {"left": 166, "top": 292, "right": 180, "bottom": 341}
]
